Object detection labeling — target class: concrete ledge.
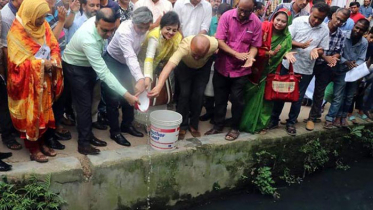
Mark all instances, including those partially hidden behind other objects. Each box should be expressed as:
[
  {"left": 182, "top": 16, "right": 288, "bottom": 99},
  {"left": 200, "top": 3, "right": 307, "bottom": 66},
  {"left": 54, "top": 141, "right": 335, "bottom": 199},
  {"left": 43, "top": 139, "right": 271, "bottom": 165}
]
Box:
[{"left": 2, "top": 123, "right": 372, "bottom": 210}]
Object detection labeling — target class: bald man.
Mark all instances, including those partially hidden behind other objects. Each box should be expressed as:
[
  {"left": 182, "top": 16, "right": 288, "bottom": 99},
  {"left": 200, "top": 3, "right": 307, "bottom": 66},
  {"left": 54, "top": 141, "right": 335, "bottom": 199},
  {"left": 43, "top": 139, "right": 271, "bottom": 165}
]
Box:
[
  {"left": 205, "top": 0, "right": 262, "bottom": 141},
  {"left": 149, "top": 35, "right": 218, "bottom": 140}
]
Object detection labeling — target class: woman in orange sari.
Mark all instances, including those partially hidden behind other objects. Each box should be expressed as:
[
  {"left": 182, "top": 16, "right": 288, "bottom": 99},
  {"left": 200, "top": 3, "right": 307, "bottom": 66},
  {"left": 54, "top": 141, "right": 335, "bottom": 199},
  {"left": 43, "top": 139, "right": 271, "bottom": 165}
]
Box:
[{"left": 7, "top": 0, "right": 63, "bottom": 163}]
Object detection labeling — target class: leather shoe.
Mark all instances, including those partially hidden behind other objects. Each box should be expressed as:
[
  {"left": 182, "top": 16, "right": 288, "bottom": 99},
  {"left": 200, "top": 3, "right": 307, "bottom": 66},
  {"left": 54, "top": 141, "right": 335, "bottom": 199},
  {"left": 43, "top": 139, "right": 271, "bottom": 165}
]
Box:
[
  {"left": 0, "top": 160, "right": 11, "bottom": 171},
  {"left": 110, "top": 134, "right": 131, "bottom": 147},
  {"left": 92, "top": 122, "right": 108, "bottom": 130},
  {"left": 78, "top": 145, "right": 100, "bottom": 155},
  {"left": 45, "top": 137, "right": 65, "bottom": 150},
  {"left": 199, "top": 113, "right": 213, "bottom": 121},
  {"left": 90, "top": 136, "right": 107, "bottom": 147},
  {"left": 0, "top": 152, "right": 12, "bottom": 159},
  {"left": 54, "top": 130, "right": 72, "bottom": 141},
  {"left": 121, "top": 125, "right": 144, "bottom": 137}
]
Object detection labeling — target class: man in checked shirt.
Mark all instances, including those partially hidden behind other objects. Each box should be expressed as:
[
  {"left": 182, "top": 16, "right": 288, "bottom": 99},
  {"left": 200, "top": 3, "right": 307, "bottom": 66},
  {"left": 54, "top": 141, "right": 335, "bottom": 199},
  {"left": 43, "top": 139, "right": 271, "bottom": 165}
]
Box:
[{"left": 305, "top": 8, "right": 350, "bottom": 131}]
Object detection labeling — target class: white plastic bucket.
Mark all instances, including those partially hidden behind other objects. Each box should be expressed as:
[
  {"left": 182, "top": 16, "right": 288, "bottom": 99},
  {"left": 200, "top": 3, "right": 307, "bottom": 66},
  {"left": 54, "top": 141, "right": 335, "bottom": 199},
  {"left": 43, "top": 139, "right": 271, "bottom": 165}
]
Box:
[{"left": 149, "top": 110, "right": 182, "bottom": 151}]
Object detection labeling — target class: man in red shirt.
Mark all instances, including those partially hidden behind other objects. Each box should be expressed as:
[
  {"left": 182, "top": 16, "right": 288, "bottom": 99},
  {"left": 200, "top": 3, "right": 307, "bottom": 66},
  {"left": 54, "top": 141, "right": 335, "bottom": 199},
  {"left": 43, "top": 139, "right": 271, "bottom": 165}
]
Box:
[{"left": 350, "top": 2, "right": 366, "bottom": 23}]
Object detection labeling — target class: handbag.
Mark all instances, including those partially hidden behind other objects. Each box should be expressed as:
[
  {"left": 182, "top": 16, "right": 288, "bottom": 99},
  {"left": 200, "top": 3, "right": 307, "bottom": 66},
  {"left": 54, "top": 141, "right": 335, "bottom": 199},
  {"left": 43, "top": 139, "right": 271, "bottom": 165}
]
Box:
[
  {"left": 150, "top": 75, "right": 172, "bottom": 106},
  {"left": 264, "top": 63, "right": 301, "bottom": 102}
]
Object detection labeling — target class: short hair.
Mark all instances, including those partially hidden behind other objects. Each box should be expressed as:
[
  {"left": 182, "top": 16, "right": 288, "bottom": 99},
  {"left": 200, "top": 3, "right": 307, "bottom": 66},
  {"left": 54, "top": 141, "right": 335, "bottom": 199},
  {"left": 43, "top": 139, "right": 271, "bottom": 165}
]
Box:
[
  {"left": 350, "top": 2, "right": 360, "bottom": 7},
  {"left": 327, "top": 6, "right": 339, "bottom": 19},
  {"left": 255, "top": 2, "right": 264, "bottom": 10},
  {"left": 160, "top": 11, "right": 180, "bottom": 29},
  {"left": 356, "top": 18, "right": 370, "bottom": 29},
  {"left": 132, "top": 6, "right": 153, "bottom": 25},
  {"left": 337, "top": 8, "right": 351, "bottom": 17},
  {"left": 217, "top": 3, "right": 232, "bottom": 15},
  {"left": 96, "top": 8, "right": 116, "bottom": 23},
  {"left": 312, "top": 2, "right": 331, "bottom": 14}
]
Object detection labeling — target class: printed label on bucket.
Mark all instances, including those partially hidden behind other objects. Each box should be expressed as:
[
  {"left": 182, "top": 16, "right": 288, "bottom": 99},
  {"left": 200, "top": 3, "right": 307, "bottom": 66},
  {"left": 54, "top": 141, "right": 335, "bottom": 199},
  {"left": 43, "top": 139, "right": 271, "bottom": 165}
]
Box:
[{"left": 150, "top": 125, "right": 179, "bottom": 144}]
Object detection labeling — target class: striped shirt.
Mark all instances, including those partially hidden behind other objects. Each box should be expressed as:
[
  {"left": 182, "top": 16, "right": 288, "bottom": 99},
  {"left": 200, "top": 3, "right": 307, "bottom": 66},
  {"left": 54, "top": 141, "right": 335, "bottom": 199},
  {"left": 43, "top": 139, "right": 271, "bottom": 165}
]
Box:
[{"left": 317, "top": 26, "right": 345, "bottom": 65}]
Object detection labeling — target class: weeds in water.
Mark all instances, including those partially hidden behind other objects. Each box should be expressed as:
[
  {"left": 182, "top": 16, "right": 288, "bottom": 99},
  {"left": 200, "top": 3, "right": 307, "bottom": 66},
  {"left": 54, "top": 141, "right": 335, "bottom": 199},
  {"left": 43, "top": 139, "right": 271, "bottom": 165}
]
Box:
[
  {"left": 0, "top": 174, "right": 65, "bottom": 210},
  {"left": 335, "top": 159, "right": 350, "bottom": 171},
  {"left": 252, "top": 167, "right": 277, "bottom": 196},
  {"left": 300, "top": 139, "right": 329, "bottom": 178},
  {"left": 280, "top": 168, "right": 303, "bottom": 186}
]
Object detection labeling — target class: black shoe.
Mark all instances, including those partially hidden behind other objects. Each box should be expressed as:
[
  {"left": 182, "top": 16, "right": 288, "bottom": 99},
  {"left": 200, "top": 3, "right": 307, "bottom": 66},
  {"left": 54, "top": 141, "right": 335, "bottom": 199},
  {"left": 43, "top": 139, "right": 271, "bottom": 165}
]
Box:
[
  {"left": 54, "top": 130, "right": 72, "bottom": 141},
  {"left": 0, "top": 152, "right": 12, "bottom": 159},
  {"left": 78, "top": 145, "right": 100, "bottom": 155},
  {"left": 121, "top": 125, "right": 144, "bottom": 137},
  {"left": 90, "top": 136, "right": 107, "bottom": 147},
  {"left": 98, "top": 112, "right": 109, "bottom": 126},
  {"left": 267, "top": 121, "right": 279, "bottom": 130},
  {"left": 0, "top": 160, "right": 11, "bottom": 171},
  {"left": 110, "top": 134, "right": 131, "bottom": 147},
  {"left": 199, "top": 113, "right": 213, "bottom": 121},
  {"left": 92, "top": 122, "right": 108, "bottom": 130},
  {"left": 45, "top": 137, "right": 65, "bottom": 150}
]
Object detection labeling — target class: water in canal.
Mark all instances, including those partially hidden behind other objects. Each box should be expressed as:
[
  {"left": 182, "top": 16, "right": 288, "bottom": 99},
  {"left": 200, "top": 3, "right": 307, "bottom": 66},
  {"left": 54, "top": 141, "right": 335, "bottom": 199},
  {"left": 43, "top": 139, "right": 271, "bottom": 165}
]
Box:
[{"left": 190, "top": 158, "right": 373, "bottom": 210}]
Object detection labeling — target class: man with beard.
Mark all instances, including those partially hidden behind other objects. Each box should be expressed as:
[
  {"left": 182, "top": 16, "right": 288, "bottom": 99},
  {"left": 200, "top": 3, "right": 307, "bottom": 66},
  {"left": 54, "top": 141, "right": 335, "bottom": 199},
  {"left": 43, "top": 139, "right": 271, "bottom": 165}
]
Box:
[
  {"left": 210, "top": 0, "right": 221, "bottom": 16},
  {"left": 270, "top": 0, "right": 310, "bottom": 20},
  {"left": 324, "top": 19, "right": 369, "bottom": 128},
  {"left": 305, "top": 8, "right": 350, "bottom": 131}
]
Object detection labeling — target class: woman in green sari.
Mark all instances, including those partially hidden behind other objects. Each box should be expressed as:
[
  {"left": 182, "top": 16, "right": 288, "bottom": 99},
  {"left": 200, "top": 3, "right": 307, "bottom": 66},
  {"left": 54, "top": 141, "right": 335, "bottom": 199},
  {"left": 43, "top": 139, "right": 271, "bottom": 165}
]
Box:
[{"left": 240, "top": 8, "right": 296, "bottom": 134}]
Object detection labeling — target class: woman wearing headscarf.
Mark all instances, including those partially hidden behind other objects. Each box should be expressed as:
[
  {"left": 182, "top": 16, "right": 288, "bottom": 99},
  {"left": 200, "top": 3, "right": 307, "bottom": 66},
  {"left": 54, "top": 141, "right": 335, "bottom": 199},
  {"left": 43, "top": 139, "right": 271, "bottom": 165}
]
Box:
[
  {"left": 7, "top": 0, "right": 64, "bottom": 162},
  {"left": 240, "top": 9, "right": 296, "bottom": 134},
  {"left": 139, "top": 11, "right": 182, "bottom": 97}
]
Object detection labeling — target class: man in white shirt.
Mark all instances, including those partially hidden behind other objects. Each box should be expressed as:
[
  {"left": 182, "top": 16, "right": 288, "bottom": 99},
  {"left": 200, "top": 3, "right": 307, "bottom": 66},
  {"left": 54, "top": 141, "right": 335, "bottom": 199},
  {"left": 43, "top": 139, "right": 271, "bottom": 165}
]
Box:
[
  {"left": 174, "top": 0, "right": 212, "bottom": 36},
  {"left": 268, "top": 3, "right": 330, "bottom": 136},
  {"left": 134, "top": 0, "right": 172, "bottom": 30},
  {"left": 103, "top": 7, "right": 153, "bottom": 145}
]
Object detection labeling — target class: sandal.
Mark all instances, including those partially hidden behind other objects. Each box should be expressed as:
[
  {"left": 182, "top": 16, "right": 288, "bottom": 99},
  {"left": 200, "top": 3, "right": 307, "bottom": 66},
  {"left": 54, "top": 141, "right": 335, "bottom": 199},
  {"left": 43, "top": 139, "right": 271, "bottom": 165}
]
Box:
[
  {"left": 189, "top": 127, "right": 201, "bottom": 138},
  {"left": 348, "top": 116, "right": 358, "bottom": 125},
  {"left": 225, "top": 129, "right": 240, "bottom": 141},
  {"left": 4, "top": 138, "right": 22, "bottom": 150},
  {"left": 41, "top": 145, "right": 57, "bottom": 157},
  {"left": 178, "top": 130, "right": 186, "bottom": 140},
  {"left": 341, "top": 117, "right": 349, "bottom": 127},
  {"left": 286, "top": 125, "right": 296, "bottom": 136},
  {"left": 30, "top": 151, "right": 48, "bottom": 163},
  {"left": 204, "top": 128, "right": 223, "bottom": 135},
  {"left": 267, "top": 121, "right": 279, "bottom": 130}
]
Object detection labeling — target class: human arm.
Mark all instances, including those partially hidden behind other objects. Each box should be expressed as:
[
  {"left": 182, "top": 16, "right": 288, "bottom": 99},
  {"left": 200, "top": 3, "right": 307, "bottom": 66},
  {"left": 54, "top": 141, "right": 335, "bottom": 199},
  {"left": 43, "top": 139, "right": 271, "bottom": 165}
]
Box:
[
  {"left": 143, "top": 37, "right": 159, "bottom": 88},
  {"left": 117, "top": 31, "right": 146, "bottom": 93},
  {"left": 199, "top": 3, "right": 212, "bottom": 35},
  {"left": 52, "top": 7, "right": 67, "bottom": 39},
  {"left": 148, "top": 61, "right": 176, "bottom": 97},
  {"left": 64, "top": 0, "right": 80, "bottom": 28}
]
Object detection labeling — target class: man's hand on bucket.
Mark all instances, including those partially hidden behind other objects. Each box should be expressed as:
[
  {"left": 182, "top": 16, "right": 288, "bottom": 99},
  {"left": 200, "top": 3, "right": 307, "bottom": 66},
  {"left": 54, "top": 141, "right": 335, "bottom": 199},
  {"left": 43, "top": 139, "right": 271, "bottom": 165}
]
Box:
[{"left": 123, "top": 92, "right": 140, "bottom": 106}]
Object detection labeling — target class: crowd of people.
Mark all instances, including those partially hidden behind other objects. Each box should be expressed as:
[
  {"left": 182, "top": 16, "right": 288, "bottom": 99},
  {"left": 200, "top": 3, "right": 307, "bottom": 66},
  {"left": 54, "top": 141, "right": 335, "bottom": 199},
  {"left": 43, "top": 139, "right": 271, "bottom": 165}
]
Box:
[{"left": 0, "top": 0, "right": 372, "bottom": 172}]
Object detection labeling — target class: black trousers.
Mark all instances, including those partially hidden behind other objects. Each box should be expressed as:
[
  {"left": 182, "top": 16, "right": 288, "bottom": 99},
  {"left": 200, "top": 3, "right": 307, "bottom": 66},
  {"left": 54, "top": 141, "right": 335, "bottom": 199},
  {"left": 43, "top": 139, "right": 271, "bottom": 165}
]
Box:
[
  {"left": 309, "top": 63, "right": 333, "bottom": 120},
  {"left": 213, "top": 71, "right": 248, "bottom": 130},
  {"left": 0, "top": 80, "right": 14, "bottom": 143},
  {"left": 63, "top": 61, "right": 96, "bottom": 147},
  {"left": 175, "top": 61, "right": 211, "bottom": 130},
  {"left": 102, "top": 53, "right": 134, "bottom": 136}
]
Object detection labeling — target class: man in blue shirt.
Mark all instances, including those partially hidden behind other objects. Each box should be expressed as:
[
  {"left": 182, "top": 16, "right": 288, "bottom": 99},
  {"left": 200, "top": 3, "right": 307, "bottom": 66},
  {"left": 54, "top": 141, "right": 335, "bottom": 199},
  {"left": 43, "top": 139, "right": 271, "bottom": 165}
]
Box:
[
  {"left": 325, "top": 19, "right": 369, "bottom": 128},
  {"left": 359, "top": 0, "right": 373, "bottom": 20}
]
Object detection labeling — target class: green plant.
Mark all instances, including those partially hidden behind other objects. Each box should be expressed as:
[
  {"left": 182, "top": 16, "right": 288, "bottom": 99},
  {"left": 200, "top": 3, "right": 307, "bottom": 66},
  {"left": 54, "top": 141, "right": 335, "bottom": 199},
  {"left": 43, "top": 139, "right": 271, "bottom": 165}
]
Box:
[
  {"left": 254, "top": 151, "right": 276, "bottom": 166},
  {"left": 347, "top": 125, "right": 365, "bottom": 138},
  {"left": 300, "top": 139, "right": 329, "bottom": 177},
  {"left": 335, "top": 159, "right": 350, "bottom": 171},
  {"left": 279, "top": 168, "right": 303, "bottom": 186},
  {"left": 0, "top": 174, "right": 65, "bottom": 210},
  {"left": 252, "top": 167, "right": 277, "bottom": 196}
]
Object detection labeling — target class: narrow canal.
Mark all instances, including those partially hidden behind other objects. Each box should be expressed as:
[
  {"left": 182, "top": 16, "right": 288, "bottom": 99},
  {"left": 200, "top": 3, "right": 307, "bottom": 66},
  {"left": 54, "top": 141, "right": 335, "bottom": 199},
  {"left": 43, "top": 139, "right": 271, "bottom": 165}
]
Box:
[{"left": 190, "top": 158, "right": 373, "bottom": 210}]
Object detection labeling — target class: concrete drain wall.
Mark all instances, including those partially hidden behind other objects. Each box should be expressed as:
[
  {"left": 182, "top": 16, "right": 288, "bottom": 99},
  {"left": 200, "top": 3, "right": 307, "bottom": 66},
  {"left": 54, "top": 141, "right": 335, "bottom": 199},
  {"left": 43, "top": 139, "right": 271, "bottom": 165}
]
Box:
[{"left": 2, "top": 123, "right": 372, "bottom": 210}]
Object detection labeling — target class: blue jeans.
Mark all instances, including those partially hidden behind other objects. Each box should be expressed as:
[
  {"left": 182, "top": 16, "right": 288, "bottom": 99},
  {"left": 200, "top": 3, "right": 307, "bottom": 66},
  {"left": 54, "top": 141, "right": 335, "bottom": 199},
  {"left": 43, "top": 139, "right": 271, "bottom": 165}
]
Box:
[
  {"left": 325, "top": 72, "right": 347, "bottom": 122},
  {"left": 270, "top": 66, "right": 314, "bottom": 126},
  {"left": 337, "top": 81, "right": 358, "bottom": 118}
]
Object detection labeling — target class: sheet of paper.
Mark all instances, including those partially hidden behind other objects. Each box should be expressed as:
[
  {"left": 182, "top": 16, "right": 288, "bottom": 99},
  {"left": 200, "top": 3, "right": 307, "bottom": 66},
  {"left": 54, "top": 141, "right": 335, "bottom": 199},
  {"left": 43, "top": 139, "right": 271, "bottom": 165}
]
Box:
[{"left": 345, "top": 62, "right": 370, "bottom": 82}]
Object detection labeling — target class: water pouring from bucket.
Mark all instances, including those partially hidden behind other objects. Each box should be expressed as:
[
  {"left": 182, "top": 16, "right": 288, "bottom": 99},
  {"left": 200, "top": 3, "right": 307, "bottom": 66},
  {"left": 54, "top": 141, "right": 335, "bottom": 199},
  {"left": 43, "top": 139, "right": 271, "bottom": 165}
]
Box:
[{"left": 135, "top": 91, "right": 151, "bottom": 112}]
